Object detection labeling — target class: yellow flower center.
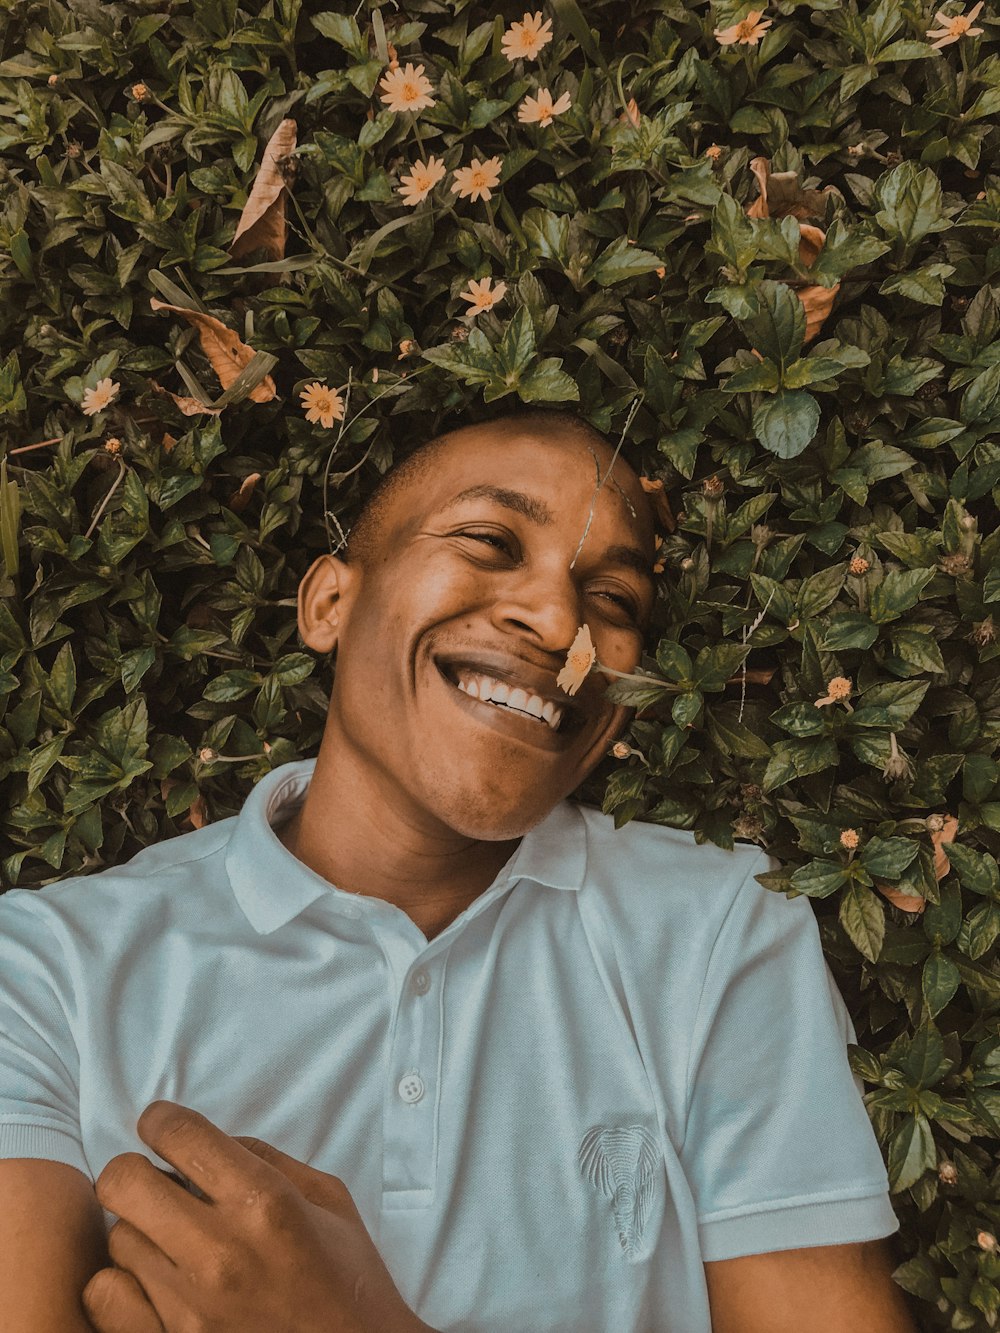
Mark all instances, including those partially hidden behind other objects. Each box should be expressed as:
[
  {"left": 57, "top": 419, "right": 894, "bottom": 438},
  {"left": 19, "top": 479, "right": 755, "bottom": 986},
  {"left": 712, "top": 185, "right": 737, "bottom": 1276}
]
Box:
[
  {"left": 949, "top": 16, "right": 970, "bottom": 31},
  {"left": 402, "top": 81, "right": 420, "bottom": 102},
  {"left": 736, "top": 18, "right": 756, "bottom": 38},
  {"left": 568, "top": 649, "right": 592, "bottom": 670}
]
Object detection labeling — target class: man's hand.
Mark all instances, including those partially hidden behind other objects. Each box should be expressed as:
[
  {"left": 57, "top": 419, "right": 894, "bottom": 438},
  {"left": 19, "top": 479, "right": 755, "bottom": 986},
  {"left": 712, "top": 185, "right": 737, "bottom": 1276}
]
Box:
[{"left": 82, "top": 1100, "right": 434, "bottom": 1333}]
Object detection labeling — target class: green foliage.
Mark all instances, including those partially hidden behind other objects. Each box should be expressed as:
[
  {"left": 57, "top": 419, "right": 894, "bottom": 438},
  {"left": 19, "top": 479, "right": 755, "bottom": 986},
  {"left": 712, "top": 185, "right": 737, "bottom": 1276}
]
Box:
[{"left": 0, "top": 0, "right": 999, "bottom": 1324}]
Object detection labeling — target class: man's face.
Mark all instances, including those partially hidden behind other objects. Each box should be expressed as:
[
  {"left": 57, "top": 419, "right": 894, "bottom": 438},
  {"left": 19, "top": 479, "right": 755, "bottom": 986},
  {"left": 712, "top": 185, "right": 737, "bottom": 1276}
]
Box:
[{"left": 322, "top": 423, "right": 657, "bottom": 840}]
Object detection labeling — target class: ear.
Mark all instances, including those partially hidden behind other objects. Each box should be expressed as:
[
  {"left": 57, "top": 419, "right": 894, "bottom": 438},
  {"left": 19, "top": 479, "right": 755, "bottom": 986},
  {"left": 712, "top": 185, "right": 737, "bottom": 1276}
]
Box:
[{"left": 296, "top": 554, "right": 355, "bottom": 654}]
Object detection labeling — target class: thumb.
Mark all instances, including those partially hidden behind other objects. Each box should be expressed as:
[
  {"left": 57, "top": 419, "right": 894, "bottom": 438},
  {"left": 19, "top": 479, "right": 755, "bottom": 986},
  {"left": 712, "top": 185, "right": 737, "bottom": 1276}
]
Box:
[{"left": 231, "top": 1134, "right": 352, "bottom": 1211}]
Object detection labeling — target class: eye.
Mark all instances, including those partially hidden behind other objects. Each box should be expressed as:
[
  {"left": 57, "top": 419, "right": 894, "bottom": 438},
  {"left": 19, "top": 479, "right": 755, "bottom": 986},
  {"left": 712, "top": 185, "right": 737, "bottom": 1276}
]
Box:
[
  {"left": 593, "top": 589, "right": 641, "bottom": 621},
  {"left": 458, "top": 530, "right": 515, "bottom": 555}
]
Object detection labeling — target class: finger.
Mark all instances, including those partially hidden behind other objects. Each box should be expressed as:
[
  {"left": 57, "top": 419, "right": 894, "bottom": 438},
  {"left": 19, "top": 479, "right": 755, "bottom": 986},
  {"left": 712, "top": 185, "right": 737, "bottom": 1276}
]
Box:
[
  {"left": 82, "top": 1266, "right": 165, "bottom": 1333},
  {"left": 231, "top": 1135, "right": 355, "bottom": 1212},
  {"left": 95, "top": 1150, "right": 213, "bottom": 1267},
  {"left": 136, "top": 1100, "right": 276, "bottom": 1208}
]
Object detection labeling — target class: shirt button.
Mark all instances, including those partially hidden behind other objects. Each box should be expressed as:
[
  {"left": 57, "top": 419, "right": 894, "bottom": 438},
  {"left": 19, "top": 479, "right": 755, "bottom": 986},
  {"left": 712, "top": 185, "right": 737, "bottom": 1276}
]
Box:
[
  {"left": 411, "top": 968, "right": 430, "bottom": 995},
  {"left": 397, "top": 1074, "right": 425, "bottom": 1104}
]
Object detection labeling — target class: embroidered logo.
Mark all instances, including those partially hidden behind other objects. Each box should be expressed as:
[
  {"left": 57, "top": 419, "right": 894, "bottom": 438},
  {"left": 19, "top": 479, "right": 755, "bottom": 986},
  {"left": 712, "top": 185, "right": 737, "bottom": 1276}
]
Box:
[{"left": 578, "top": 1123, "right": 661, "bottom": 1259}]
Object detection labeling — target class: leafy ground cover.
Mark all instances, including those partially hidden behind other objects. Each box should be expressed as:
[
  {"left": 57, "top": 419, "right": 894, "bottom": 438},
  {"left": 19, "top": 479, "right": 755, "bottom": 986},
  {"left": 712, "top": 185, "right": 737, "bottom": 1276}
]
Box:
[{"left": 1, "top": 0, "right": 1000, "bottom": 1324}]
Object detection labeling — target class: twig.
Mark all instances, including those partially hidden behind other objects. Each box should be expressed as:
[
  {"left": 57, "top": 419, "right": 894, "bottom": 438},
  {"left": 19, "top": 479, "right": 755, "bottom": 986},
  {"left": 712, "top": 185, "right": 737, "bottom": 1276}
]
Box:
[
  {"left": 569, "top": 393, "right": 643, "bottom": 571},
  {"left": 737, "top": 586, "right": 774, "bottom": 724},
  {"left": 84, "top": 458, "right": 127, "bottom": 540},
  {"left": 9, "top": 437, "right": 61, "bottom": 456}
]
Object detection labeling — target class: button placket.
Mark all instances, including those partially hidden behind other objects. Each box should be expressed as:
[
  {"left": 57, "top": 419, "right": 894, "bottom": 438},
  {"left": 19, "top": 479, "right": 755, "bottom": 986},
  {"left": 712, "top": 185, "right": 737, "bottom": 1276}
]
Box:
[{"left": 382, "top": 940, "right": 443, "bottom": 1204}]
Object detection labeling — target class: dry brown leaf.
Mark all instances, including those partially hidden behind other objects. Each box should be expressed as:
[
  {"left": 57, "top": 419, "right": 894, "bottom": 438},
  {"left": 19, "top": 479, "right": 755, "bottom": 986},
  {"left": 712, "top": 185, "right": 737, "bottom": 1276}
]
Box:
[
  {"left": 746, "top": 157, "right": 837, "bottom": 222},
  {"left": 875, "top": 814, "right": 959, "bottom": 915},
  {"left": 639, "top": 476, "right": 677, "bottom": 532},
  {"left": 745, "top": 157, "right": 840, "bottom": 343},
  {"left": 228, "top": 472, "right": 262, "bottom": 513},
  {"left": 150, "top": 380, "right": 225, "bottom": 417},
  {"left": 185, "top": 794, "right": 208, "bottom": 830},
  {"left": 932, "top": 815, "right": 960, "bottom": 880},
  {"left": 229, "top": 119, "right": 297, "bottom": 262},
  {"left": 877, "top": 884, "right": 926, "bottom": 914},
  {"left": 161, "top": 431, "right": 178, "bottom": 452},
  {"left": 149, "top": 299, "right": 277, "bottom": 403}
]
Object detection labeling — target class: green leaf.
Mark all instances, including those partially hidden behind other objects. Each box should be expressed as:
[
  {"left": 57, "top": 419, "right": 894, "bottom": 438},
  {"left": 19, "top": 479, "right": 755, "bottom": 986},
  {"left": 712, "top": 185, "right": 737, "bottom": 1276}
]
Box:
[
  {"left": 585, "top": 237, "right": 663, "bottom": 286},
  {"left": 946, "top": 844, "right": 1000, "bottom": 898},
  {"left": 922, "top": 952, "right": 961, "bottom": 1019},
  {"left": 901, "top": 1020, "right": 950, "bottom": 1088},
  {"left": 862, "top": 836, "right": 920, "bottom": 879},
  {"left": 868, "top": 567, "right": 936, "bottom": 623},
  {"left": 692, "top": 642, "right": 751, "bottom": 690},
  {"left": 839, "top": 882, "right": 886, "bottom": 961},
  {"left": 706, "top": 192, "right": 758, "bottom": 272},
  {"left": 873, "top": 161, "right": 951, "bottom": 254},
  {"left": 671, "top": 690, "right": 703, "bottom": 727},
  {"left": 879, "top": 263, "right": 955, "bottom": 305},
  {"left": 769, "top": 701, "right": 828, "bottom": 737},
  {"left": 722, "top": 360, "right": 782, "bottom": 393},
  {"left": 738, "top": 280, "right": 805, "bottom": 369},
  {"left": 890, "top": 1109, "right": 938, "bottom": 1194},
  {"left": 820, "top": 612, "right": 879, "bottom": 650},
  {"left": 762, "top": 736, "right": 839, "bottom": 791},
  {"left": 789, "top": 859, "right": 850, "bottom": 899},
  {"left": 655, "top": 639, "right": 693, "bottom": 680},
  {"left": 752, "top": 390, "right": 820, "bottom": 459}
]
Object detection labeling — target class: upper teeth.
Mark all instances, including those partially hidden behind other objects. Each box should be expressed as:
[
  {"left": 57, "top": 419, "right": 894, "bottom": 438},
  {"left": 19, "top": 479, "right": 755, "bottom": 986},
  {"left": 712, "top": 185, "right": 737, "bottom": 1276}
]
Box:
[{"left": 455, "top": 671, "right": 564, "bottom": 731}]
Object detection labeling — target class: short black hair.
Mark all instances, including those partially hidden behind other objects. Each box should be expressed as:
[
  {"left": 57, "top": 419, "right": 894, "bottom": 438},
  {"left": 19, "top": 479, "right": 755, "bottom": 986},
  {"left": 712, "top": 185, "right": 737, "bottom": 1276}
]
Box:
[{"left": 343, "top": 407, "right": 612, "bottom": 569}]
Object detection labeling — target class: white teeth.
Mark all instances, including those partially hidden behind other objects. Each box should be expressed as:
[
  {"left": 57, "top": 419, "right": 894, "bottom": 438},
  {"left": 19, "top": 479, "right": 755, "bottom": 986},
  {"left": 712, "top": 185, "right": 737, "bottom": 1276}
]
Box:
[
  {"left": 489, "top": 679, "right": 510, "bottom": 704},
  {"left": 452, "top": 668, "right": 566, "bottom": 732}
]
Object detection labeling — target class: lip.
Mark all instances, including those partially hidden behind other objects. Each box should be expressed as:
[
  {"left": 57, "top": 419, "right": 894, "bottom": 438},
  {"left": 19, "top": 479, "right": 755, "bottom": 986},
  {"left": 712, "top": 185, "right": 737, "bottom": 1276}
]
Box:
[{"left": 433, "top": 658, "right": 579, "bottom": 752}]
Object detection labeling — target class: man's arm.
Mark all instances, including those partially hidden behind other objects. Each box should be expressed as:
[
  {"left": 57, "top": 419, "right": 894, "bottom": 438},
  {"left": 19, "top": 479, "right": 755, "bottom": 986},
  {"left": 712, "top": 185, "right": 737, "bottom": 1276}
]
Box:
[
  {"left": 705, "top": 1237, "right": 919, "bottom": 1332},
  {"left": 0, "top": 1159, "right": 109, "bottom": 1333}
]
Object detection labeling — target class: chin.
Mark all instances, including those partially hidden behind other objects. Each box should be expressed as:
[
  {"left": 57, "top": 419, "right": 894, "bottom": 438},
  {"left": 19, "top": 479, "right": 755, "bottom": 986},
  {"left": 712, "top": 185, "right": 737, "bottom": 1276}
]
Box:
[{"left": 428, "top": 783, "right": 569, "bottom": 842}]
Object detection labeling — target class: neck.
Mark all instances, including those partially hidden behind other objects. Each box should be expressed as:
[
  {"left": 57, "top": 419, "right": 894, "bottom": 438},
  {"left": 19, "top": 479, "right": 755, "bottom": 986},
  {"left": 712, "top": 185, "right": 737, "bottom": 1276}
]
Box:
[{"left": 274, "top": 734, "right": 522, "bottom": 943}]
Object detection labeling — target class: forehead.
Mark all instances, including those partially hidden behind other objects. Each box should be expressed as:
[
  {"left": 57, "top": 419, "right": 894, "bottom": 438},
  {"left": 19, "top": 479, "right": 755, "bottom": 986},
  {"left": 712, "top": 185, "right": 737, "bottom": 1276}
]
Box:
[{"left": 411, "top": 424, "right": 653, "bottom": 544}]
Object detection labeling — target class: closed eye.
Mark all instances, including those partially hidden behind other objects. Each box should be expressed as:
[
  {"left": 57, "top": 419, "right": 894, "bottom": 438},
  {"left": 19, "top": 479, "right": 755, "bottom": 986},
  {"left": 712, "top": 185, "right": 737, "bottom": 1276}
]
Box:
[{"left": 460, "top": 531, "right": 515, "bottom": 554}]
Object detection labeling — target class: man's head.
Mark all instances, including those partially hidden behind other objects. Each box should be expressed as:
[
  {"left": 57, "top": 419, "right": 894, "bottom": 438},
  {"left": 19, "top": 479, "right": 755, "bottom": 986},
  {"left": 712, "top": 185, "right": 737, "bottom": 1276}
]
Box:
[{"left": 295, "top": 408, "right": 657, "bottom": 840}]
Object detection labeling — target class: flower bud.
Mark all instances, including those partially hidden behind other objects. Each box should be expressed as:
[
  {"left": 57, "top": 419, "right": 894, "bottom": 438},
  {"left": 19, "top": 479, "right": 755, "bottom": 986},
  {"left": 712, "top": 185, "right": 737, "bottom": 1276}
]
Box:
[
  {"left": 199, "top": 747, "right": 217, "bottom": 763},
  {"left": 938, "top": 1161, "right": 958, "bottom": 1185},
  {"left": 978, "top": 1231, "right": 997, "bottom": 1252},
  {"left": 612, "top": 742, "right": 631, "bottom": 759}
]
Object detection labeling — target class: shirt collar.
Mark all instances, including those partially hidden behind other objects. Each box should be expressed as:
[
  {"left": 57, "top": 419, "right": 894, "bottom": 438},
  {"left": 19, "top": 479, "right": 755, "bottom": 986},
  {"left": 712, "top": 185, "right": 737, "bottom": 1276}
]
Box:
[{"left": 226, "top": 758, "right": 588, "bottom": 936}]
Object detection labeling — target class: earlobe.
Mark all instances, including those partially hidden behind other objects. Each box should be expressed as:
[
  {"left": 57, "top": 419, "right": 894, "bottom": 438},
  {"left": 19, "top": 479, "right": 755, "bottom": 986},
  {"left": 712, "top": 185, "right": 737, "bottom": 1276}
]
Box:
[{"left": 297, "top": 554, "right": 351, "bottom": 654}]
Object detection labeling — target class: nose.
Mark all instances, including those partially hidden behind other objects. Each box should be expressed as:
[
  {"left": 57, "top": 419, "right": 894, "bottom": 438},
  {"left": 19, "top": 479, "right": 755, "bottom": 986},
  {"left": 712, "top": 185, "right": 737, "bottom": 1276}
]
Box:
[{"left": 489, "top": 558, "right": 583, "bottom": 656}]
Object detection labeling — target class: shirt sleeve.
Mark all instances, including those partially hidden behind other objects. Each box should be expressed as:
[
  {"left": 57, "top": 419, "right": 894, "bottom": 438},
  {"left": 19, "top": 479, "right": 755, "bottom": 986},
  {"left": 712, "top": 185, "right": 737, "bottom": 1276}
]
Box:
[
  {"left": 680, "top": 851, "right": 900, "bottom": 1262},
  {"left": 0, "top": 891, "right": 89, "bottom": 1177}
]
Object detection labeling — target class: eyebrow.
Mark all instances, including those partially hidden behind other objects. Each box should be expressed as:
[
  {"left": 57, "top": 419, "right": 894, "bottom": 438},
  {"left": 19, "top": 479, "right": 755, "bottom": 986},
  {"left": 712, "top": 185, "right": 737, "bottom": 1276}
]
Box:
[{"left": 440, "top": 484, "right": 656, "bottom": 583}]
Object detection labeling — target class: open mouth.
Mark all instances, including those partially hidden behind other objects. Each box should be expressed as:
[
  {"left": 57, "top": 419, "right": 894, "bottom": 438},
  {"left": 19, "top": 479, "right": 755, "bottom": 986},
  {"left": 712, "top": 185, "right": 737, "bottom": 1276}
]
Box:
[{"left": 435, "top": 659, "right": 584, "bottom": 738}]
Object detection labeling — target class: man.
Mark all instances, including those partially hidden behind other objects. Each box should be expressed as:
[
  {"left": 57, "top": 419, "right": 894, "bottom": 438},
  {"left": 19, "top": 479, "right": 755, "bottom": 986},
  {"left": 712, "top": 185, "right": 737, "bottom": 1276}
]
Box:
[{"left": 0, "top": 409, "right": 917, "bottom": 1332}]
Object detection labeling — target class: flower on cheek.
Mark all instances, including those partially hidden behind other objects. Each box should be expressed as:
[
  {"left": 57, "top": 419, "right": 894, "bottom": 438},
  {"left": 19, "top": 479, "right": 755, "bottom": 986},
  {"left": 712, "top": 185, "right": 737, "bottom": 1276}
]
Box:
[{"left": 556, "top": 624, "right": 596, "bottom": 696}]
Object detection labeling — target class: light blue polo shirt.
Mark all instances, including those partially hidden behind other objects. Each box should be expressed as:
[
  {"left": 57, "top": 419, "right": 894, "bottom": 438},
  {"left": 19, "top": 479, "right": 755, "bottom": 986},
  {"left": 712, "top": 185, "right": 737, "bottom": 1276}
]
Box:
[{"left": 0, "top": 758, "right": 898, "bottom": 1331}]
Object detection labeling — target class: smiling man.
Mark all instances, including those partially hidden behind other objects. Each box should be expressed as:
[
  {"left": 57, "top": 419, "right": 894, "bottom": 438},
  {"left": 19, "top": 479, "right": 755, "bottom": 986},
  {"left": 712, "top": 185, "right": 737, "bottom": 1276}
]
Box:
[{"left": 0, "top": 409, "right": 916, "bottom": 1332}]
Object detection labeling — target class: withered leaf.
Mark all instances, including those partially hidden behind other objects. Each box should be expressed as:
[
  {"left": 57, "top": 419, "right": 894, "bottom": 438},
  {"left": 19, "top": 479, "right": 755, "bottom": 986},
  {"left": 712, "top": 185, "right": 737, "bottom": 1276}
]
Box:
[
  {"left": 149, "top": 299, "right": 277, "bottom": 403},
  {"left": 229, "top": 119, "right": 297, "bottom": 262}
]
